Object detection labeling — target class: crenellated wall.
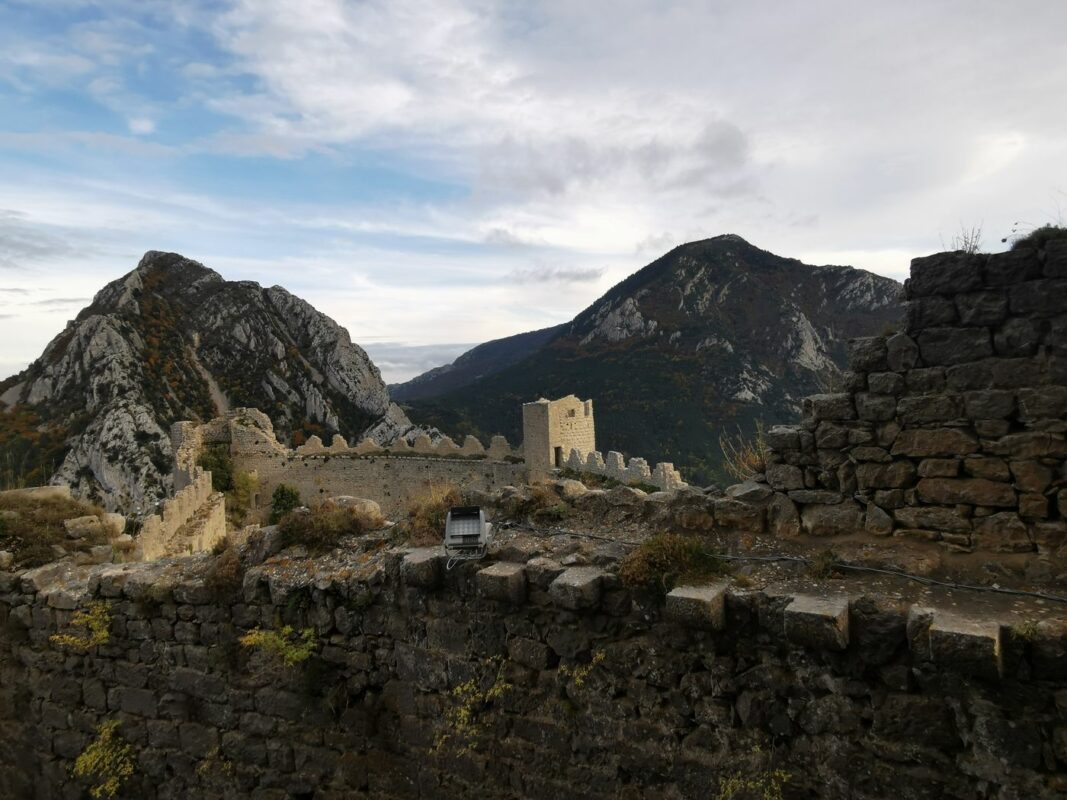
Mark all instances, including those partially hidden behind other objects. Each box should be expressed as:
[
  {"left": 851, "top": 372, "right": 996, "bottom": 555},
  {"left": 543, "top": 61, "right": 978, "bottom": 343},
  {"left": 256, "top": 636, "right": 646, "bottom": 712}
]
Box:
[
  {"left": 0, "top": 544, "right": 1064, "bottom": 799},
  {"left": 564, "top": 446, "right": 688, "bottom": 491},
  {"left": 133, "top": 467, "right": 226, "bottom": 561},
  {"left": 739, "top": 242, "right": 1067, "bottom": 573}
]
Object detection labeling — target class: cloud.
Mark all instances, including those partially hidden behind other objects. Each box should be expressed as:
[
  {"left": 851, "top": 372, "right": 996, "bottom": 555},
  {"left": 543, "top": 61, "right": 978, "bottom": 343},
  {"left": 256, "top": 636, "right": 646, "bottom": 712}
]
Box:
[
  {"left": 361, "top": 341, "right": 476, "bottom": 384},
  {"left": 508, "top": 265, "right": 605, "bottom": 284},
  {"left": 0, "top": 209, "right": 85, "bottom": 271},
  {"left": 27, "top": 297, "right": 90, "bottom": 306}
]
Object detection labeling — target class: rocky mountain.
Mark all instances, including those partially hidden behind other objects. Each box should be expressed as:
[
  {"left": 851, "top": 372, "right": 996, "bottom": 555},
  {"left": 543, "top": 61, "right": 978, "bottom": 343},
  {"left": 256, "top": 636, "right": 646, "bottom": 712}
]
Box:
[
  {"left": 0, "top": 251, "right": 424, "bottom": 511},
  {"left": 403, "top": 235, "right": 904, "bottom": 484},
  {"left": 391, "top": 324, "right": 565, "bottom": 402}
]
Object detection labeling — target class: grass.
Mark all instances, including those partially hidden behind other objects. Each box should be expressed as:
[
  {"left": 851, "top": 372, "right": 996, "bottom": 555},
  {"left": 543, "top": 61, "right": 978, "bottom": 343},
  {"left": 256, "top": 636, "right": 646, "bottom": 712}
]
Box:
[
  {"left": 619, "top": 533, "right": 730, "bottom": 595},
  {"left": 402, "top": 483, "right": 463, "bottom": 546},
  {"left": 277, "top": 500, "right": 385, "bottom": 552},
  {"left": 240, "top": 625, "right": 316, "bottom": 667},
  {"left": 204, "top": 536, "right": 243, "bottom": 595},
  {"left": 719, "top": 421, "right": 768, "bottom": 483},
  {"left": 0, "top": 491, "right": 108, "bottom": 568}
]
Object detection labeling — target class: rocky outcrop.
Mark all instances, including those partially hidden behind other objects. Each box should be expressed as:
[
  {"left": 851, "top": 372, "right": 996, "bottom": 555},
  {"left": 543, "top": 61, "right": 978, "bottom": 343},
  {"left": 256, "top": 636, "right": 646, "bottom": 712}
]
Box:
[
  {"left": 401, "top": 235, "right": 904, "bottom": 485},
  {"left": 0, "top": 252, "right": 426, "bottom": 511},
  {"left": 745, "top": 242, "right": 1067, "bottom": 573}
]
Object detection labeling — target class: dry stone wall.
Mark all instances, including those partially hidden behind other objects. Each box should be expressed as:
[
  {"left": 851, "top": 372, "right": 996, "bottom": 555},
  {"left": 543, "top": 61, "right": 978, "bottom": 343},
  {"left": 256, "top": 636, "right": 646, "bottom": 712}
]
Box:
[
  {"left": 751, "top": 242, "right": 1067, "bottom": 571},
  {"left": 133, "top": 467, "right": 226, "bottom": 561},
  {"left": 1, "top": 547, "right": 1066, "bottom": 799}
]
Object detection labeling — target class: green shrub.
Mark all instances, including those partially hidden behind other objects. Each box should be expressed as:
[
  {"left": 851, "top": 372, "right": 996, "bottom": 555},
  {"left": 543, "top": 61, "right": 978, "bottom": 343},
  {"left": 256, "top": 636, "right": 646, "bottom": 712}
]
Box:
[
  {"left": 619, "top": 533, "right": 729, "bottom": 594},
  {"left": 49, "top": 600, "right": 111, "bottom": 651},
  {"left": 198, "top": 445, "right": 234, "bottom": 493},
  {"left": 278, "top": 501, "right": 384, "bottom": 551},
  {"left": 226, "top": 470, "right": 258, "bottom": 526},
  {"left": 269, "top": 484, "right": 301, "bottom": 524},
  {"left": 240, "top": 625, "right": 315, "bottom": 667}
]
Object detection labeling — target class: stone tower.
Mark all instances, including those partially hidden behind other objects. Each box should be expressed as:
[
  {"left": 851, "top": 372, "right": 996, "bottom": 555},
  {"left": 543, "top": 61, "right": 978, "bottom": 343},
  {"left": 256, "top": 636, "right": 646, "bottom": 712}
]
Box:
[{"left": 522, "top": 395, "right": 596, "bottom": 477}]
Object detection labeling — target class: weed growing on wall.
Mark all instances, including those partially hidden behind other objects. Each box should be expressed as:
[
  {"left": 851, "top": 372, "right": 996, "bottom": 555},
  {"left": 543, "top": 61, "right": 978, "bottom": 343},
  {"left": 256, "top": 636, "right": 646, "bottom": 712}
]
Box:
[
  {"left": 278, "top": 501, "right": 384, "bottom": 552},
  {"left": 404, "top": 483, "right": 462, "bottom": 545},
  {"left": 72, "top": 719, "right": 136, "bottom": 800},
  {"left": 205, "top": 537, "right": 244, "bottom": 595},
  {"left": 619, "top": 533, "right": 730, "bottom": 595},
  {"left": 719, "top": 421, "right": 768, "bottom": 482},
  {"left": 715, "top": 744, "right": 791, "bottom": 800},
  {"left": 434, "top": 657, "right": 512, "bottom": 755},
  {"left": 269, "top": 484, "right": 301, "bottom": 524},
  {"left": 50, "top": 600, "right": 111, "bottom": 651},
  {"left": 239, "top": 624, "right": 316, "bottom": 667},
  {"left": 558, "top": 650, "right": 605, "bottom": 690}
]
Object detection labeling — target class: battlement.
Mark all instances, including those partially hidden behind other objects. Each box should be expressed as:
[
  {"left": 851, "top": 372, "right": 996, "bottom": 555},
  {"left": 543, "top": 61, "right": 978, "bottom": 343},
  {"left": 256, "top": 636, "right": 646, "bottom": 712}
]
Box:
[
  {"left": 564, "top": 446, "right": 687, "bottom": 491},
  {"left": 133, "top": 466, "right": 225, "bottom": 561}
]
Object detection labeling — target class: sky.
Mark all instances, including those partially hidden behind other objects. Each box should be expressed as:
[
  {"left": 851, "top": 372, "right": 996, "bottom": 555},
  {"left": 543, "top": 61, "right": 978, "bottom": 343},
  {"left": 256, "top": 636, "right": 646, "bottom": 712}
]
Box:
[{"left": 1, "top": 1, "right": 1065, "bottom": 383}]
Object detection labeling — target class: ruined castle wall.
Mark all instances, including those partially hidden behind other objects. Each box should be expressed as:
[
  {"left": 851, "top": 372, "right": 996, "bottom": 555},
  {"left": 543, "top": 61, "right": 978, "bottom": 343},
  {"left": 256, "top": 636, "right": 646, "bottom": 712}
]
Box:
[
  {"left": 134, "top": 468, "right": 226, "bottom": 561},
  {"left": 523, "top": 395, "right": 595, "bottom": 476},
  {"left": 752, "top": 242, "right": 1067, "bottom": 568},
  {"left": 564, "top": 447, "right": 688, "bottom": 491},
  {"left": 242, "top": 452, "right": 527, "bottom": 519},
  {"left": 0, "top": 552, "right": 1064, "bottom": 799}
]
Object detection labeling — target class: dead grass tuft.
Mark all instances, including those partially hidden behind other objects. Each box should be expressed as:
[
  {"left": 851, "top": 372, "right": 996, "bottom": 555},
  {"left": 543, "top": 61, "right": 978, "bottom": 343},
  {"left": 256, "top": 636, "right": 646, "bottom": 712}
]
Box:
[
  {"left": 719, "top": 421, "right": 768, "bottom": 483},
  {"left": 0, "top": 492, "right": 108, "bottom": 568},
  {"left": 403, "top": 484, "right": 463, "bottom": 546},
  {"left": 278, "top": 501, "right": 385, "bottom": 552},
  {"left": 619, "top": 533, "right": 730, "bottom": 594}
]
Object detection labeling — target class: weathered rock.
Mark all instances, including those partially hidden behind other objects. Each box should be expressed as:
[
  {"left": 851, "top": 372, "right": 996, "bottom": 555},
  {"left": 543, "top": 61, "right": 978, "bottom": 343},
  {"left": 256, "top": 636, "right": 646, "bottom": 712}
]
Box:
[
  {"left": 892, "top": 506, "right": 970, "bottom": 532},
  {"left": 788, "top": 490, "right": 844, "bottom": 505},
  {"left": 1009, "top": 278, "right": 1067, "bottom": 317},
  {"left": 885, "top": 333, "right": 920, "bottom": 371},
  {"left": 784, "top": 595, "right": 850, "bottom": 651},
  {"left": 800, "top": 502, "right": 863, "bottom": 536},
  {"left": 972, "top": 512, "right": 1034, "bottom": 552},
  {"left": 917, "top": 327, "right": 993, "bottom": 366},
  {"left": 954, "top": 290, "right": 1007, "bottom": 326},
  {"left": 868, "top": 372, "right": 905, "bottom": 395},
  {"left": 765, "top": 463, "right": 804, "bottom": 491},
  {"left": 994, "top": 317, "right": 1040, "bottom": 357},
  {"left": 907, "top": 251, "right": 983, "bottom": 298},
  {"left": 864, "top": 504, "right": 894, "bottom": 536},
  {"left": 766, "top": 493, "right": 801, "bottom": 538},
  {"left": 847, "top": 337, "right": 888, "bottom": 372},
  {"left": 477, "top": 562, "right": 527, "bottom": 604},
  {"left": 549, "top": 567, "right": 605, "bottom": 610},
  {"left": 962, "top": 390, "right": 1014, "bottom": 419},
  {"left": 725, "top": 482, "right": 773, "bottom": 503},
  {"left": 855, "top": 393, "right": 896, "bottom": 421},
  {"left": 764, "top": 425, "right": 801, "bottom": 451},
  {"left": 917, "top": 458, "right": 959, "bottom": 477},
  {"left": 906, "top": 296, "right": 957, "bottom": 331},
  {"left": 985, "top": 248, "right": 1043, "bottom": 285},
  {"left": 916, "top": 478, "right": 1016, "bottom": 507},
  {"left": 712, "top": 499, "right": 764, "bottom": 531},
  {"left": 962, "top": 456, "right": 1010, "bottom": 481},
  {"left": 891, "top": 428, "right": 979, "bottom": 457},
  {"left": 804, "top": 394, "right": 855, "bottom": 421},
  {"left": 896, "top": 394, "right": 962, "bottom": 425},
  {"left": 855, "top": 461, "right": 916, "bottom": 490},
  {"left": 665, "top": 583, "right": 727, "bottom": 630}
]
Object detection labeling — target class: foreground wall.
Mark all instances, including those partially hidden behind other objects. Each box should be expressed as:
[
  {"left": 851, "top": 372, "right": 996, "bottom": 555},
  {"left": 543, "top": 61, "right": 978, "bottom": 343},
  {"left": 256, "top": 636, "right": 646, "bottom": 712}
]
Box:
[
  {"left": 1, "top": 549, "right": 1065, "bottom": 799},
  {"left": 744, "top": 242, "right": 1067, "bottom": 573}
]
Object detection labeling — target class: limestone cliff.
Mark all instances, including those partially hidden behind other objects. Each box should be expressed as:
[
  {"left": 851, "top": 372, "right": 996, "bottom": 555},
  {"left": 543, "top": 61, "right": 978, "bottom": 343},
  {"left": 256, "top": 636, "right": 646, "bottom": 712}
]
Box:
[
  {"left": 403, "top": 235, "right": 903, "bottom": 484},
  {"left": 0, "top": 251, "right": 422, "bottom": 511}
]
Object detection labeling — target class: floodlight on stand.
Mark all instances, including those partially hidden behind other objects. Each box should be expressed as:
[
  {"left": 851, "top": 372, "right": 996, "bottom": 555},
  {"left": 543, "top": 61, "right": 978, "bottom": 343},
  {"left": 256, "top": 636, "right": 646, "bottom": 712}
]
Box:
[{"left": 444, "top": 506, "right": 493, "bottom": 570}]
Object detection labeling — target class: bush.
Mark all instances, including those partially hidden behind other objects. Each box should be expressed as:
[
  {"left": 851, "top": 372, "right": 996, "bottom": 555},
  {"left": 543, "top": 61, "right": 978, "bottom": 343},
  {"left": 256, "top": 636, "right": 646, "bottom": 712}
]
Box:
[
  {"left": 198, "top": 445, "right": 234, "bottom": 492},
  {"left": 205, "top": 538, "right": 243, "bottom": 594},
  {"left": 619, "top": 533, "right": 729, "bottom": 594},
  {"left": 404, "top": 484, "right": 463, "bottom": 546},
  {"left": 719, "top": 421, "right": 768, "bottom": 482},
  {"left": 278, "top": 501, "right": 384, "bottom": 551},
  {"left": 50, "top": 600, "right": 112, "bottom": 651},
  {"left": 240, "top": 625, "right": 315, "bottom": 667},
  {"left": 226, "top": 470, "right": 258, "bottom": 526},
  {"left": 1009, "top": 224, "right": 1067, "bottom": 251},
  {"left": 0, "top": 492, "right": 107, "bottom": 568},
  {"left": 269, "top": 484, "right": 301, "bottom": 524}
]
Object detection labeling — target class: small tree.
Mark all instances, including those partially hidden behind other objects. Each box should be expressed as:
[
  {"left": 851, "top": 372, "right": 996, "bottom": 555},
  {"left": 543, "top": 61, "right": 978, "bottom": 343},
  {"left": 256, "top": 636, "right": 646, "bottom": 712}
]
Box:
[{"left": 269, "top": 484, "right": 301, "bottom": 524}]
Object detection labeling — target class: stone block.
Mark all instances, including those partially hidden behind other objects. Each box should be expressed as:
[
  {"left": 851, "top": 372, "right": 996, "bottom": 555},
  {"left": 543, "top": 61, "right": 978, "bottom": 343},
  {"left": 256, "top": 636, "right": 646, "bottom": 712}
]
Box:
[
  {"left": 804, "top": 393, "right": 855, "bottom": 421},
  {"left": 867, "top": 372, "right": 905, "bottom": 395},
  {"left": 896, "top": 394, "right": 963, "bottom": 425},
  {"left": 985, "top": 248, "right": 1042, "bottom": 285},
  {"left": 1019, "top": 493, "right": 1049, "bottom": 519},
  {"left": 905, "top": 367, "right": 946, "bottom": 392},
  {"left": 788, "top": 489, "right": 844, "bottom": 505},
  {"left": 891, "top": 428, "right": 979, "bottom": 459},
  {"left": 525, "top": 557, "right": 564, "bottom": 588},
  {"left": 991, "top": 355, "right": 1047, "bottom": 389},
  {"left": 907, "top": 251, "right": 984, "bottom": 298},
  {"left": 962, "top": 456, "right": 1010, "bottom": 481},
  {"left": 477, "top": 562, "right": 527, "bottom": 604},
  {"left": 916, "top": 478, "right": 1015, "bottom": 507},
  {"left": 507, "top": 636, "right": 552, "bottom": 670},
  {"left": 712, "top": 499, "right": 764, "bottom": 531},
  {"left": 765, "top": 463, "right": 804, "bottom": 491},
  {"left": 766, "top": 493, "right": 801, "bottom": 538},
  {"left": 955, "top": 290, "right": 1007, "bottom": 326},
  {"left": 847, "top": 337, "right": 888, "bottom": 371},
  {"left": 855, "top": 461, "right": 916, "bottom": 490},
  {"left": 549, "top": 567, "right": 606, "bottom": 610},
  {"left": 800, "top": 502, "right": 863, "bottom": 536},
  {"left": 1009, "top": 460, "right": 1053, "bottom": 493},
  {"left": 765, "top": 425, "right": 801, "bottom": 451},
  {"left": 63, "top": 515, "right": 105, "bottom": 540},
  {"left": 928, "top": 613, "right": 1002, "bottom": 680},
  {"left": 917, "top": 327, "right": 993, "bottom": 366},
  {"left": 993, "top": 317, "right": 1039, "bottom": 356},
  {"left": 972, "top": 512, "right": 1033, "bottom": 552},
  {"left": 907, "top": 296, "right": 957, "bottom": 331},
  {"left": 815, "top": 422, "right": 849, "bottom": 449},
  {"left": 917, "top": 458, "right": 959, "bottom": 477},
  {"left": 665, "top": 583, "right": 728, "bottom": 630},
  {"left": 855, "top": 393, "right": 896, "bottom": 421},
  {"left": 784, "top": 595, "right": 850, "bottom": 651},
  {"left": 892, "top": 506, "right": 970, "bottom": 532},
  {"left": 984, "top": 432, "right": 1067, "bottom": 459},
  {"left": 725, "top": 481, "right": 773, "bottom": 503},
  {"left": 400, "top": 548, "right": 443, "bottom": 588},
  {"left": 1017, "top": 386, "right": 1067, "bottom": 421},
  {"left": 851, "top": 446, "right": 891, "bottom": 462},
  {"left": 962, "top": 390, "right": 1015, "bottom": 419},
  {"left": 886, "top": 333, "right": 920, "bottom": 370},
  {"left": 1045, "top": 239, "right": 1067, "bottom": 277},
  {"left": 864, "top": 504, "right": 893, "bottom": 536},
  {"left": 1009, "top": 279, "right": 1067, "bottom": 317}
]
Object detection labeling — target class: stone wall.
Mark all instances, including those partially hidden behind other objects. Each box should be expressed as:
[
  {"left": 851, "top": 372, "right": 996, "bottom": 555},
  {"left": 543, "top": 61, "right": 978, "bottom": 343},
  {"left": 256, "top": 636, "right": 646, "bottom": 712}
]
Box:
[
  {"left": 564, "top": 447, "right": 688, "bottom": 492},
  {"left": 133, "top": 468, "right": 226, "bottom": 561},
  {"left": 750, "top": 242, "right": 1067, "bottom": 572},
  {"left": 1, "top": 547, "right": 1065, "bottom": 799}
]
